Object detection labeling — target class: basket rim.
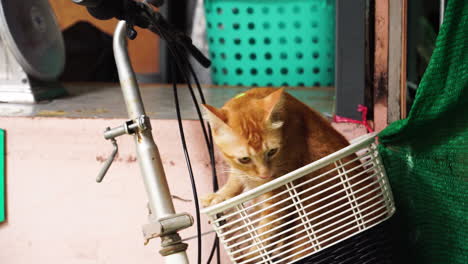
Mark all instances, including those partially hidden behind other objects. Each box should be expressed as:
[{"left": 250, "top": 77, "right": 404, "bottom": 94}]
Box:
[{"left": 201, "top": 132, "right": 379, "bottom": 215}]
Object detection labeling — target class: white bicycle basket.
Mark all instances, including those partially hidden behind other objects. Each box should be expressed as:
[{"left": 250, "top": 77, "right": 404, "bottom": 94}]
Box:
[{"left": 201, "top": 133, "right": 395, "bottom": 264}]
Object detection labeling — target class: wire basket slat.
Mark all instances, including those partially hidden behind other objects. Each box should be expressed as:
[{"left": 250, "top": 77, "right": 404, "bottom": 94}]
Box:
[{"left": 202, "top": 133, "right": 395, "bottom": 264}]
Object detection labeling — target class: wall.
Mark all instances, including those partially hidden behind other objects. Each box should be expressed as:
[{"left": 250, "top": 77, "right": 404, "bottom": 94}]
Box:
[
  {"left": 49, "top": 0, "right": 160, "bottom": 74},
  {"left": 0, "top": 116, "right": 366, "bottom": 263},
  {"left": 0, "top": 117, "right": 227, "bottom": 263}
]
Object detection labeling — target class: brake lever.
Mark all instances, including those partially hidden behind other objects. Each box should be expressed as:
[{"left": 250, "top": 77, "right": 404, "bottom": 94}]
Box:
[{"left": 96, "top": 127, "right": 119, "bottom": 183}]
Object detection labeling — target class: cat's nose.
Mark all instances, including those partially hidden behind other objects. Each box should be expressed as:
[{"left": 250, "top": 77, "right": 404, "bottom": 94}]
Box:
[
  {"left": 258, "top": 166, "right": 273, "bottom": 179},
  {"left": 259, "top": 173, "right": 273, "bottom": 179}
]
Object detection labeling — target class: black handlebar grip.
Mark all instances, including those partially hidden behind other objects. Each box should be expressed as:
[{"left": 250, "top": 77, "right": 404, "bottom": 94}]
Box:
[{"left": 186, "top": 43, "right": 211, "bottom": 68}]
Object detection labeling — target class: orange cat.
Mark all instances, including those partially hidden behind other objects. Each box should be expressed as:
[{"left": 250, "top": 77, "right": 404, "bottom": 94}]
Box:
[
  {"left": 201, "top": 88, "right": 350, "bottom": 205},
  {"left": 201, "top": 88, "right": 383, "bottom": 263}
]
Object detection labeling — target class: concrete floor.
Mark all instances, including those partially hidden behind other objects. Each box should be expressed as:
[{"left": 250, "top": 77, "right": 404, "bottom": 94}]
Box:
[{"left": 0, "top": 83, "right": 335, "bottom": 120}]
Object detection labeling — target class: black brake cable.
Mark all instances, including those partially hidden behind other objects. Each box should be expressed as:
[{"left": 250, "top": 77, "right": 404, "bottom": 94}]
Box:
[
  {"left": 150, "top": 26, "right": 202, "bottom": 264},
  {"left": 145, "top": 9, "right": 216, "bottom": 164},
  {"left": 206, "top": 236, "right": 220, "bottom": 264},
  {"left": 150, "top": 13, "right": 220, "bottom": 264},
  {"left": 168, "top": 44, "right": 221, "bottom": 264},
  {"left": 172, "top": 46, "right": 219, "bottom": 190},
  {"left": 177, "top": 49, "right": 221, "bottom": 264},
  {"left": 171, "top": 64, "right": 203, "bottom": 264}
]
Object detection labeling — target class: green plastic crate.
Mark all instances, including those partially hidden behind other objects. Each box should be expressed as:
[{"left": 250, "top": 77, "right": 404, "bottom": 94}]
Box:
[{"left": 204, "top": 0, "right": 335, "bottom": 87}]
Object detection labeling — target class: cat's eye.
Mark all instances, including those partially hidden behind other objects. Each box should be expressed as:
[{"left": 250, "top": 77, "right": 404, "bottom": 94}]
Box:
[
  {"left": 238, "top": 157, "right": 251, "bottom": 164},
  {"left": 267, "top": 148, "right": 278, "bottom": 158}
]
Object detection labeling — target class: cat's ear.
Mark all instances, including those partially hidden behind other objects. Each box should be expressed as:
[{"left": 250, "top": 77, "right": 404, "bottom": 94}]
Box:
[
  {"left": 263, "top": 88, "right": 285, "bottom": 128},
  {"left": 202, "top": 104, "right": 239, "bottom": 143},
  {"left": 201, "top": 104, "right": 229, "bottom": 133},
  {"left": 202, "top": 104, "right": 227, "bottom": 122}
]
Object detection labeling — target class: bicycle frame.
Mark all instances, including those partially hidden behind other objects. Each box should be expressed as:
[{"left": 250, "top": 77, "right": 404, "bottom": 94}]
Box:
[{"left": 105, "top": 20, "right": 192, "bottom": 264}]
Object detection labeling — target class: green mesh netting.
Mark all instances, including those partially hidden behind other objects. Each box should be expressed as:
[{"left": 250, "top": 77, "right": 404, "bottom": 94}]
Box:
[{"left": 378, "top": 0, "right": 467, "bottom": 263}]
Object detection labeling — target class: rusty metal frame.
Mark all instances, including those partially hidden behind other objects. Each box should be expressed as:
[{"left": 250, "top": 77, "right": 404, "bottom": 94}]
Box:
[{"left": 373, "top": 0, "right": 408, "bottom": 132}]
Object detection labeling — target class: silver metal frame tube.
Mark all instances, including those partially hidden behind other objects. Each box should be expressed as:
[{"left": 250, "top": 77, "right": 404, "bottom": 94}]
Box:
[
  {"left": 113, "top": 20, "right": 189, "bottom": 264},
  {"left": 113, "top": 22, "right": 145, "bottom": 119}
]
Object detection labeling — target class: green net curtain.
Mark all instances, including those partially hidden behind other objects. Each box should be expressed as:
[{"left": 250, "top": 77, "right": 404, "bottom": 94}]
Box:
[{"left": 378, "top": 0, "right": 467, "bottom": 263}]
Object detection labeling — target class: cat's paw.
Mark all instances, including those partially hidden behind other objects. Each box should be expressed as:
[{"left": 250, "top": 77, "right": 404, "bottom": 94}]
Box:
[{"left": 201, "top": 193, "right": 227, "bottom": 207}]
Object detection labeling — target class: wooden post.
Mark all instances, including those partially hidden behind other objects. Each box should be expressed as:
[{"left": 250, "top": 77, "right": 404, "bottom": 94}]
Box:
[
  {"left": 400, "top": 0, "right": 408, "bottom": 119},
  {"left": 388, "top": 0, "right": 407, "bottom": 122},
  {"left": 373, "top": 0, "right": 389, "bottom": 132}
]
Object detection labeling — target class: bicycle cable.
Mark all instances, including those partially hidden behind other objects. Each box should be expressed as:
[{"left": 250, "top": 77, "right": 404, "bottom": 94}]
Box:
[{"left": 157, "top": 26, "right": 220, "bottom": 264}]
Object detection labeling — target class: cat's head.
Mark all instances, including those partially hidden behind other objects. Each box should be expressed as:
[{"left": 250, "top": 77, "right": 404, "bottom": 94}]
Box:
[{"left": 202, "top": 89, "right": 285, "bottom": 182}]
